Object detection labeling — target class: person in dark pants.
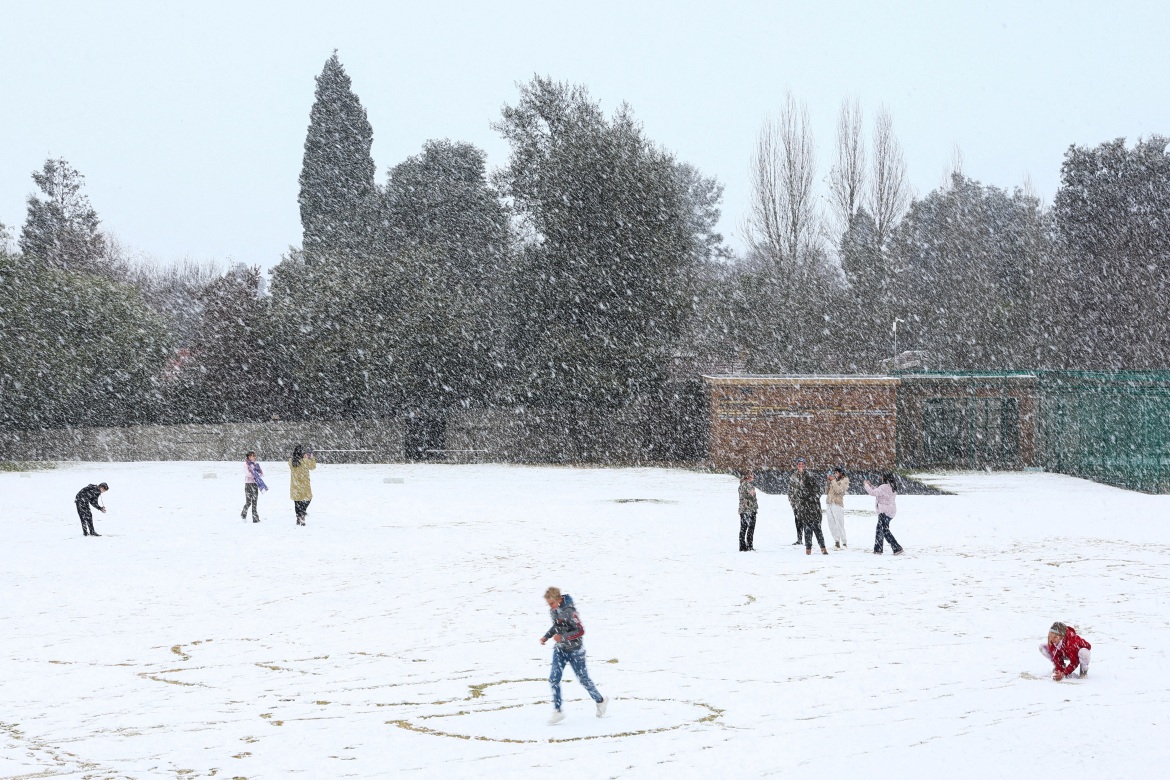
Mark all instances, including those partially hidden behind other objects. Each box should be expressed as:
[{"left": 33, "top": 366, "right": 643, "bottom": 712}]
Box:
[
  {"left": 864, "top": 473, "right": 904, "bottom": 555},
  {"left": 789, "top": 458, "right": 827, "bottom": 554},
  {"left": 242, "top": 451, "right": 267, "bottom": 523},
  {"left": 787, "top": 461, "right": 805, "bottom": 545},
  {"left": 738, "top": 470, "right": 758, "bottom": 551},
  {"left": 75, "top": 483, "right": 108, "bottom": 537},
  {"left": 289, "top": 445, "right": 316, "bottom": 526}
]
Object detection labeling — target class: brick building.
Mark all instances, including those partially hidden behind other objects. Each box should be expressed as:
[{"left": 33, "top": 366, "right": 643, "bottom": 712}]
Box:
[
  {"left": 895, "top": 373, "right": 1038, "bottom": 469},
  {"left": 703, "top": 375, "right": 898, "bottom": 472},
  {"left": 704, "top": 372, "right": 1040, "bottom": 473}
]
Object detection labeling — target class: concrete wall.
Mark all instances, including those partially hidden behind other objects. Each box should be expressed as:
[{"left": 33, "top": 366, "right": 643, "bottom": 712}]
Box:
[
  {"left": 441, "top": 391, "right": 706, "bottom": 464},
  {"left": 0, "top": 420, "right": 405, "bottom": 463},
  {"left": 704, "top": 376, "right": 898, "bottom": 472},
  {"left": 0, "top": 391, "right": 708, "bottom": 465}
]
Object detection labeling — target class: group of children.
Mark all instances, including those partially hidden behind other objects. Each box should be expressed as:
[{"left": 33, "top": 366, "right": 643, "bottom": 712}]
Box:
[
  {"left": 238, "top": 446, "right": 318, "bottom": 526},
  {"left": 735, "top": 463, "right": 1094, "bottom": 690},
  {"left": 72, "top": 446, "right": 319, "bottom": 537},
  {"left": 737, "top": 463, "right": 904, "bottom": 556},
  {"left": 69, "top": 457, "right": 1092, "bottom": 735}
]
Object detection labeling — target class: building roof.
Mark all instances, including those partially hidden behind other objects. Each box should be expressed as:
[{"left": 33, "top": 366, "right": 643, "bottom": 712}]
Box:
[{"left": 702, "top": 374, "right": 899, "bottom": 384}]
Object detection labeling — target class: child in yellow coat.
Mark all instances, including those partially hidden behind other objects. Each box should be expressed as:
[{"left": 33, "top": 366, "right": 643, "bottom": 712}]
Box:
[{"left": 289, "top": 445, "right": 316, "bottom": 526}]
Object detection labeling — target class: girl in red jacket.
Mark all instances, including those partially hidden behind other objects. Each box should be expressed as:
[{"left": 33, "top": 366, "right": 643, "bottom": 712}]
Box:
[{"left": 1041, "top": 622, "right": 1091, "bottom": 681}]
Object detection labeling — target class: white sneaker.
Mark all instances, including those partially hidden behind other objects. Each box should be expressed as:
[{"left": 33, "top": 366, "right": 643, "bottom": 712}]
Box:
[
  {"left": 548, "top": 709, "right": 565, "bottom": 725},
  {"left": 1079, "top": 668, "right": 1088, "bottom": 678},
  {"left": 596, "top": 697, "right": 608, "bottom": 718}
]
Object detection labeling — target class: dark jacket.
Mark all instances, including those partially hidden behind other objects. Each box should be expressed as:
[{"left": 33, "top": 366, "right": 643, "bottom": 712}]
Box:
[
  {"left": 787, "top": 471, "right": 821, "bottom": 522},
  {"left": 75, "top": 485, "right": 103, "bottom": 508},
  {"left": 543, "top": 594, "right": 586, "bottom": 653},
  {"left": 738, "top": 478, "right": 758, "bottom": 514}
]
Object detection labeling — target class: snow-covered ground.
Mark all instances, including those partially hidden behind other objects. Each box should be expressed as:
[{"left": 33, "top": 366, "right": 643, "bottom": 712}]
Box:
[{"left": 2, "top": 462, "right": 1168, "bottom": 779}]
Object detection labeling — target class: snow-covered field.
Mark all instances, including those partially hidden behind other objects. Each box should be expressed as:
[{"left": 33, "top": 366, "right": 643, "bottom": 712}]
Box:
[{"left": 2, "top": 462, "right": 1168, "bottom": 779}]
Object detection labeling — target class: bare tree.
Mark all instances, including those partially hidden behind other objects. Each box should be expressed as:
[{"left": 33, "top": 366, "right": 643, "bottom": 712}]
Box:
[
  {"left": 941, "top": 144, "right": 965, "bottom": 189},
  {"left": 122, "top": 255, "right": 225, "bottom": 344},
  {"left": 746, "top": 92, "right": 821, "bottom": 268},
  {"left": 868, "top": 107, "right": 910, "bottom": 249},
  {"left": 829, "top": 97, "right": 866, "bottom": 236},
  {"left": 1021, "top": 173, "right": 1039, "bottom": 204},
  {"left": 0, "top": 220, "right": 15, "bottom": 254}
]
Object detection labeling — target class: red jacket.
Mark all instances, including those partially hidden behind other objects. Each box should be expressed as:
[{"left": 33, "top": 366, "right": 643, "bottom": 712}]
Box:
[{"left": 1047, "top": 627, "right": 1091, "bottom": 675}]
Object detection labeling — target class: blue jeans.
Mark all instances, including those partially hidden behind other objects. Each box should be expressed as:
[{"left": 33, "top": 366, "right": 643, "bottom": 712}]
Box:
[{"left": 549, "top": 646, "right": 603, "bottom": 710}]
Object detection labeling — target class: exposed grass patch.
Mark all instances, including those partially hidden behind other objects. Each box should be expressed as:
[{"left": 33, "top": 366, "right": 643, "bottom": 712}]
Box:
[
  {"left": 387, "top": 696, "right": 724, "bottom": 743},
  {"left": 0, "top": 460, "right": 56, "bottom": 472},
  {"left": 611, "top": 498, "right": 677, "bottom": 504}
]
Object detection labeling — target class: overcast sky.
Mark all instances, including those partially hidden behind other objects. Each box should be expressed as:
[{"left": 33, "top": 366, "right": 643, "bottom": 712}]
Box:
[{"left": 2, "top": 0, "right": 1168, "bottom": 270}]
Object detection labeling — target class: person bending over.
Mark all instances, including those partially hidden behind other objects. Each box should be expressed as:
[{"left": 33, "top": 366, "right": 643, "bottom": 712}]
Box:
[
  {"left": 75, "top": 483, "right": 108, "bottom": 537},
  {"left": 1042, "top": 621, "right": 1091, "bottom": 681}
]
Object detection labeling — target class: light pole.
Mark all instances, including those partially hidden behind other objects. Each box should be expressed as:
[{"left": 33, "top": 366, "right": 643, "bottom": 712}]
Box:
[{"left": 891, "top": 318, "right": 906, "bottom": 370}]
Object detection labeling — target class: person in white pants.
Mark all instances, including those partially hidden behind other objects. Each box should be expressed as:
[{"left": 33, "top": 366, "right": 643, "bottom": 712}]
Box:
[
  {"left": 1040, "top": 621, "right": 1092, "bottom": 681},
  {"left": 824, "top": 466, "right": 849, "bottom": 549}
]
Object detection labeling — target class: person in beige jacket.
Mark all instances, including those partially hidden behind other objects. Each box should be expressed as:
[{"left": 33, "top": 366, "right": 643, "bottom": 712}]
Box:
[
  {"left": 289, "top": 444, "right": 317, "bottom": 526},
  {"left": 825, "top": 466, "right": 849, "bottom": 549}
]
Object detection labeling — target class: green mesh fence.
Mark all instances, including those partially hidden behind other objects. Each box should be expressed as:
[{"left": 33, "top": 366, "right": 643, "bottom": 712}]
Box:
[
  {"left": 892, "top": 370, "right": 1170, "bottom": 492},
  {"left": 1037, "top": 371, "right": 1170, "bottom": 493}
]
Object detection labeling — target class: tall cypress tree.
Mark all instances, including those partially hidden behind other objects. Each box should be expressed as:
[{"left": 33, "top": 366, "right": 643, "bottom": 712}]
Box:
[{"left": 298, "top": 52, "right": 377, "bottom": 261}]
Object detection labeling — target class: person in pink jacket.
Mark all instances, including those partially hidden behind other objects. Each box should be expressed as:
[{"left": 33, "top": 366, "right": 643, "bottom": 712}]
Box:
[
  {"left": 863, "top": 473, "right": 904, "bottom": 555},
  {"left": 242, "top": 451, "right": 267, "bottom": 523}
]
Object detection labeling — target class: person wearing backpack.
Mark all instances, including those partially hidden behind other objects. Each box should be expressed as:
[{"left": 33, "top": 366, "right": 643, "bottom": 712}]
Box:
[{"left": 540, "top": 587, "right": 607, "bottom": 725}]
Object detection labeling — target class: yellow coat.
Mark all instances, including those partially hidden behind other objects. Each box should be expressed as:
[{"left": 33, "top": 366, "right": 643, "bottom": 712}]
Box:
[{"left": 289, "top": 458, "right": 316, "bottom": 501}]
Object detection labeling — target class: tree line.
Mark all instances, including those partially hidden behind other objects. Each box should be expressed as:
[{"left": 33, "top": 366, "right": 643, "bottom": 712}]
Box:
[{"left": 2, "top": 53, "right": 1168, "bottom": 431}]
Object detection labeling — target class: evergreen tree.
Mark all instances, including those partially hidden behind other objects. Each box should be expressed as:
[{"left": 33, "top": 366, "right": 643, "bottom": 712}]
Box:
[
  {"left": 298, "top": 52, "right": 378, "bottom": 261},
  {"left": 887, "top": 174, "right": 1045, "bottom": 369},
  {"left": 1053, "top": 136, "right": 1170, "bottom": 368},
  {"left": 0, "top": 252, "right": 172, "bottom": 429},
  {"left": 838, "top": 208, "right": 889, "bottom": 368},
  {"left": 183, "top": 265, "right": 275, "bottom": 422},
  {"left": 381, "top": 140, "right": 513, "bottom": 408},
  {"left": 19, "top": 158, "right": 107, "bottom": 273},
  {"left": 383, "top": 140, "right": 510, "bottom": 278},
  {"left": 840, "top": 208, "right": 883, "bottom": 298},
  {"left": 494, "top": 77, "right": 699, "bottom": 407},
  {"left": 267, "top": 242, "right": 483, "bottom": 420}
]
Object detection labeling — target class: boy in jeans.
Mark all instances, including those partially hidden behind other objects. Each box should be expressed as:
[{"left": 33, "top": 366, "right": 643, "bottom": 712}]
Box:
[{"left": 540, "top": 586, "right": 607, "bottom": 724}]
